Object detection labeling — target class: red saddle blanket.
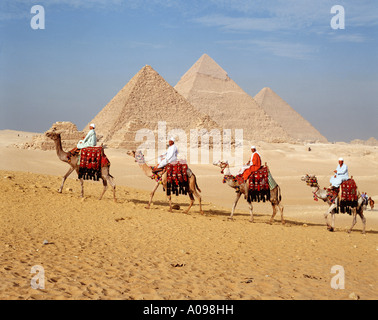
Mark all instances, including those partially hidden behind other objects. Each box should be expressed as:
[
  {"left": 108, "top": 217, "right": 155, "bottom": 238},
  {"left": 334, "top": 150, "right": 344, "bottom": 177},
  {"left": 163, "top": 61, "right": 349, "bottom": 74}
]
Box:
[
  {"left": 166, "top": 161, "right": 189, "bottom": 196},
  {"left": 247, "top": 166, "right": 270, "bottom": 203},
  {"left": 78, "top": 147, "right": 110, "bottom": 181},
  {"left": 248, "top": 166, "right": 269, "bottom": 191},
  {"left": 340, "top": 179, "right": 358, "bottom": 202},
  {"left": 339, "top": 179, "right": 358, "bottom": 214}
]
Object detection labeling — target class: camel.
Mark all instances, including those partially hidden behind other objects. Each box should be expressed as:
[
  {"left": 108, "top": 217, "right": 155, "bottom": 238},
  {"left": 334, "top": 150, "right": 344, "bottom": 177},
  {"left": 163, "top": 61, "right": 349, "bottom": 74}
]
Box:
[
  {"left": 301, "top": 174, "right": 365, "bottom": 233},
  {"left": 368, "top": 197, "right": 375, "bottom": 211},
  {"left": 127, "top": 150, "right": 203, "bottom": 214},
  {"left": 213, "top": 160, "right": 284, "bottom": 224},
  {"left": 46, "top": 131, "right": 116, "bottom": 201}
]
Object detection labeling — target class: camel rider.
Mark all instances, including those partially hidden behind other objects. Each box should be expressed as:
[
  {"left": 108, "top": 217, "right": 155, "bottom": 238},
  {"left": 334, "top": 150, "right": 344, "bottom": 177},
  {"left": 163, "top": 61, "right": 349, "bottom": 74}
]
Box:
[
  {"left": 153, "top": 137, "right": 178, "bottom": 173},
  {"left": 77, "top": 124, "right": 97, "bottom": 149},
  {"left": 330, "top": 158, "right": 349, "bottom": 188},
  {"left": 242, "top": 146, "right": 262, "bottom": 181}
]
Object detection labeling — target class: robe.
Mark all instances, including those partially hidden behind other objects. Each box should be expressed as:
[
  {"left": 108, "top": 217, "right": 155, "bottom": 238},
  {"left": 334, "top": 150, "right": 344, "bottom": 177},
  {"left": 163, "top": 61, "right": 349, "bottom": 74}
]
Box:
[
  {"left": 242, "top": 152, "right": 262, "bottom": 181},
  {"left": 77, "top": 129, "right": 97, "bottom": 149},
  {"left": 158, "top": 144, "right": 178, "bottom": 168},
  {"left": 330, "top": 163, "right": 349, "bottom": 187}
]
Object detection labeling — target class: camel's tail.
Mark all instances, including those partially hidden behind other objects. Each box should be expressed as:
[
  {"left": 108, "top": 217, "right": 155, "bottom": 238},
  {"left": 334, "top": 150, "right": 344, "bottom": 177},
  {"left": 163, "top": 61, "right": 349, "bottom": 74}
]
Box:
[{"left": 194, "top": 174, "right": 201, "bottom": 193}]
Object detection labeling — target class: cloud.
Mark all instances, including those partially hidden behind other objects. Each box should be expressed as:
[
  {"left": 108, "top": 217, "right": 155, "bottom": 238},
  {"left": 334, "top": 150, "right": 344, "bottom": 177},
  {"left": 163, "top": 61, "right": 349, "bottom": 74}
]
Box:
[
  {"left": 328, "top": 33, "right": 368, "bottom": 43},
  {"left": 217, "top": 39, "right": 317, "bottom": 60},
  {"left": 127, "top": 41, "right": 166, "bottom": 49},
  {"left": 193, "top": 14, "right": 285, "bottom": 32},
  {"left": 194, "top": 0, "right": 378, "bottom": 33}
]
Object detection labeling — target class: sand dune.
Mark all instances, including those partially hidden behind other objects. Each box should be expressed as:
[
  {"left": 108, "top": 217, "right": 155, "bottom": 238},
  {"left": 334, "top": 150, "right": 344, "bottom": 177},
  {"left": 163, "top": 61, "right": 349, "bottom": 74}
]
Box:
[{"left": 0, "top": 129, "right": 377, "bottom": 300}]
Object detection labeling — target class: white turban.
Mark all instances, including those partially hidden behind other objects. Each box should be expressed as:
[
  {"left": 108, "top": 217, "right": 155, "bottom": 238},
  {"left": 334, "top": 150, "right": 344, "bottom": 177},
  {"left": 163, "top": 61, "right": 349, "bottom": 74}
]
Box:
[
  {"left": 251, "top": 146, "right": 256, "bottom": 149},
  {"left": 90, "top": 123, "right": 95, "bottom": 128},
  {"left": 169, "top": 137, "right": 175, "bottom": 142},
  {"left": 338, "top": 157, "right": 344, "bottom": 161}
]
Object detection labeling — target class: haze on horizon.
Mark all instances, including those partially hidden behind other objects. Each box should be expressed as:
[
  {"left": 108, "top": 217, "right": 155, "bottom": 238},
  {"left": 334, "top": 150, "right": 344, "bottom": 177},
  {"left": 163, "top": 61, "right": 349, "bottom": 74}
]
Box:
[{"left": 0, "top": 0, "right": 377, "bottom": 142}]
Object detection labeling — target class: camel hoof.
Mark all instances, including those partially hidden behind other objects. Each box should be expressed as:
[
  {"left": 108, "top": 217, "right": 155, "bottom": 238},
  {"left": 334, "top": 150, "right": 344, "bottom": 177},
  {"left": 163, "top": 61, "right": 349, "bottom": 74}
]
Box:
[
  {"left": 327, "top": 226, "right": 334, "bottom": 232},
  {"left": 145, "top": 206, "right": 150, "bottom": 210},
  {"left": 228, "top": 217, "right": 234, "bottom": 221},
  {"left": 200, "top": 211, "right": 204, "bottom": 215}
]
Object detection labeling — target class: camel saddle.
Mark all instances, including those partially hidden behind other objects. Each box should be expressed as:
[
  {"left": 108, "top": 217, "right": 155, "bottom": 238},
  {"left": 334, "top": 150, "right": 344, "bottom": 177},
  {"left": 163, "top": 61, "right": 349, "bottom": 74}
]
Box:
[
  {"left": 247, "top": 166, "right": 271, "bottom": 203},
  {"left": 339, "top": 179, "right": 358, "bottom": 214},
  {"left": 325, "top": 179, "right": 358, "bottom": 215},
  {"left": 78, "top": 146, "right": 110, "bottom": 181},
  {"left": 166, "top": 161, "right": 189, "bottom": 196}
]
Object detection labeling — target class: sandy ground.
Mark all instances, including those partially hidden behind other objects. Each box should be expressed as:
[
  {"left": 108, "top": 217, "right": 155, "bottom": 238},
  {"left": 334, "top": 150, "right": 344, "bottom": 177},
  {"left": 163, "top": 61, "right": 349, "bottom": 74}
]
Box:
[{"left": 0, "top": 129, "right": 377, "bottom": 300}]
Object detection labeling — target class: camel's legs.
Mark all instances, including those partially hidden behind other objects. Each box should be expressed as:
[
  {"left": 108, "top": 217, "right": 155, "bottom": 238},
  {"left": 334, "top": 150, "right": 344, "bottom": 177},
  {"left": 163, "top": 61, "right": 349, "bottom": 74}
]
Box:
[
  {"left": 348, "top": 209, "right": 366, "bottom": 234},
  {"left": 184, "top": 193, "right": 195, "bottom": 214},
  {"left": 107, "top": 175, "right": 116, "bottom": 202},
  {"left": 99, "top": 177, "right": 108, "bottom": 200},
  {"left": 191, "top": 188, "right": 203, "bottom": 215},
  {"left": 269, "top": 204, "right": 277, "bottom": 224},
  {"left": 325, "top": 203, "right": 337, "bottom": 231},
  {"left": 359, "top": 211, "right": 366, "bottom": 234},
  {"left": 146, "top": 183, "right": 159, "bottom": 209},
  {"left": 79, "top": 177, "right": 84, "bottom": 197},
  {"left": 167, "top": 195, "right": 173, "bottom": 212},
  {"left": 229, "top": 192, "right": 242, "bottom": 221},
  {"left": 278, "top": 204, "right": 285, "bottom": 224},
  {"left": 248, "top": 200, "right": 254, "bottom": 223},
  {"left": 58, "top": 167, "right": 74, "bottom": 193}
]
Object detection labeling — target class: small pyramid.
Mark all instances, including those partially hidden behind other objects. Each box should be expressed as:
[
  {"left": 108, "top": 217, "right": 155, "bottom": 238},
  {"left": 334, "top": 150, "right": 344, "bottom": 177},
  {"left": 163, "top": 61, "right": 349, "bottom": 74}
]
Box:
[
  {"left": 254, "top": 87, "right": 328, "bottom": 143},
  {"left": 20, "top": 121, "right": 84, "bottom": 150},
  {"left": 85, "top": 65, "right": 220, "bottom": 149},
  {"left": 175, "top": 54, "right": 293, "bottom": 143}
]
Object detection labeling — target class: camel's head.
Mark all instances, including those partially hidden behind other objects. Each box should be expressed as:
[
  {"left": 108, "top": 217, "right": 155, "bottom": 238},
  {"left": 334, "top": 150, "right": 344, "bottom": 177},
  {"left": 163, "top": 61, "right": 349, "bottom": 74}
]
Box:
[
  {"left": 45, "top": 131, "right": 60, "bottom": 140},
  {"left": 126, "top": 150, "right": 136, "bottom": 158},
  {"left": 131, "top": 150, "right": 145, "bottom": 164},
  {"left": 301, "top": 174, "right": 318, "bottom": 187},
  {"left": 213, "top": 160, "right": 229, "bottom": 174}
]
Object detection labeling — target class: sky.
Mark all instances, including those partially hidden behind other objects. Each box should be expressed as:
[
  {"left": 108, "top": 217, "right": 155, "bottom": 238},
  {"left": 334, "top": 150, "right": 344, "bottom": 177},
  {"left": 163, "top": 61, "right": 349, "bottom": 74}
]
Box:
[{"left": 0, "top": 0, "right": 377, "bottom": 142}]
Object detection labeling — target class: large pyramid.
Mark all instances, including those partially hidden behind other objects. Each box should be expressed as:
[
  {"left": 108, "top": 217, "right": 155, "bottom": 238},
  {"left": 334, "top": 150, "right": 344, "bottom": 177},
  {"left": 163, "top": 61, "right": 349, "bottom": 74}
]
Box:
[
  {"left": 254, "top": 87, "right": 328, "bottom": 143},
  {"left": 174, "top": 54, "right": 293, "bottom": 143},
  {"left": 85, "top": 65, "right": 220, "bottom": 150}
]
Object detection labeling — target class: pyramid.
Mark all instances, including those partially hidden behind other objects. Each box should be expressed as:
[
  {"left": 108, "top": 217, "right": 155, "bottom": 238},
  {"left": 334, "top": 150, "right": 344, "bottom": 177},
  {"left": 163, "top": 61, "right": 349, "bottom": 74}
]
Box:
[
  {"left": 254, "top": 87, "right": 328, "bottom": 143},
  {"left": 19, "top": 121, "right": 84, "bottom": 150},
  {"left": 85, "top": 65, "right": 220, "bottom": 150},
  {"left": 174, "top": 54, "right": 293, "bottom": 143}
]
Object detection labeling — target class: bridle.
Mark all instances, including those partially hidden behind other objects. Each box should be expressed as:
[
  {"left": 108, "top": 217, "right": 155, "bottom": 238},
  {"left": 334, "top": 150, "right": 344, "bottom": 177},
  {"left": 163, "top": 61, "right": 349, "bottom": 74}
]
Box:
[{"left": 304, "top": 175, "right": 320, "bottom": 201}]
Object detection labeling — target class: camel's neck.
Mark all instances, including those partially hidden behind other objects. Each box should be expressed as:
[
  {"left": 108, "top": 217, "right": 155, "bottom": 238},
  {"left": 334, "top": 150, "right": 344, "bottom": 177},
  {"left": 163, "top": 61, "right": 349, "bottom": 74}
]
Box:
[
  {"left": 54, "top": 137, "right": 69, "bottom": 162},
  {"left": 223, "top": 167, "right": 239, "bottom": 189},
  {"left": 311, "top": 186, "right": 328, "bottom": 201},
  {"left": 139, "top": 162, "right": 153, "bottom": 178}
]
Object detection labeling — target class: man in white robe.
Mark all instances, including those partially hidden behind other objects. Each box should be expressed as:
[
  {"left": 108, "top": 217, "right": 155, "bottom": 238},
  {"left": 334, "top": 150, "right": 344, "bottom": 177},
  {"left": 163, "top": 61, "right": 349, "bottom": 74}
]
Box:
[
  {"left": 155, "top": 137, "right": 178, "bottom": 171},
  {"left": 77, "top": 123, "right": 97, "bottom": 149},
  {"left": 330, "top": 158, "right": 349, "bottom": 188}
]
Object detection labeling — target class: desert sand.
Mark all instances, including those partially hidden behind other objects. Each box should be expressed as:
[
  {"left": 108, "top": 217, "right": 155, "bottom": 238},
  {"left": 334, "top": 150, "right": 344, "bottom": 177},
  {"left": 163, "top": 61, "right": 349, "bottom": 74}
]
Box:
[{"left": 0, "top": 129, "right": 377, "bottom": 300}]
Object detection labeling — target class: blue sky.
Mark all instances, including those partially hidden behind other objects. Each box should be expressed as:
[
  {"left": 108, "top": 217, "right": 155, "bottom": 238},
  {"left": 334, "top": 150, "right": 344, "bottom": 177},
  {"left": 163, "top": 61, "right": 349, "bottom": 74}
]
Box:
[{"left": 0, "top": 0, "right": 377, "bottom": 142}]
